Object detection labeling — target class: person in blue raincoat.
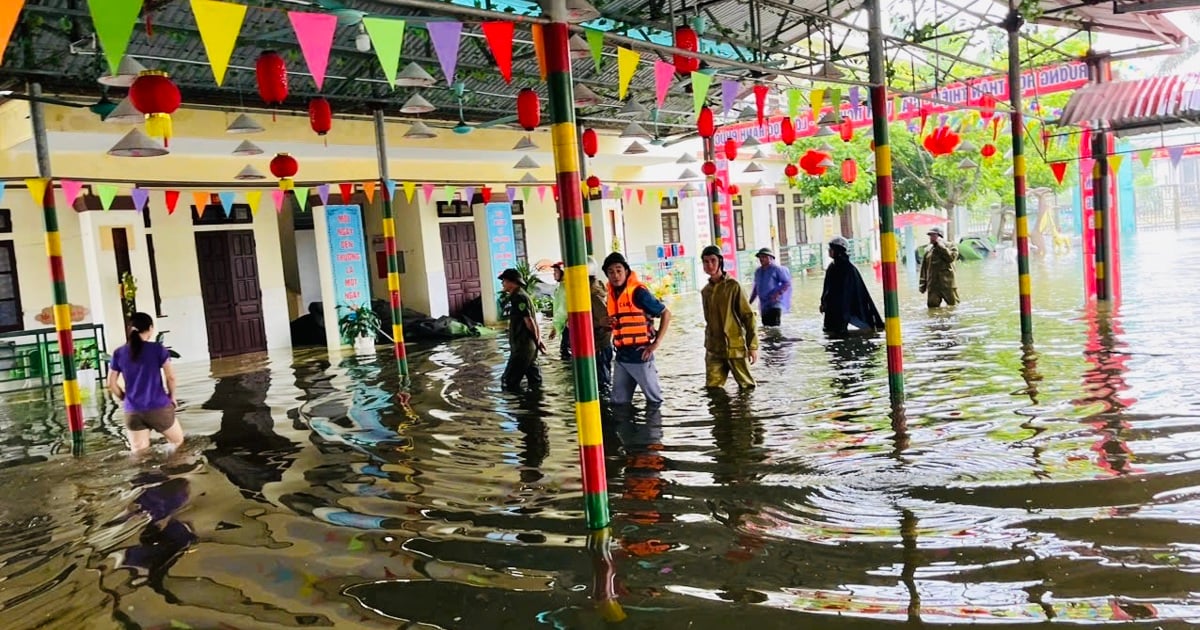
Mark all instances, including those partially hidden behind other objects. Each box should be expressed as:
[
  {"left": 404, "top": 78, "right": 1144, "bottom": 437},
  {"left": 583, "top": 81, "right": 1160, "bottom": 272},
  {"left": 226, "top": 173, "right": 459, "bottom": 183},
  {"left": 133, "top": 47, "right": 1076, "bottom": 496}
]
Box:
[{"left": 749, "top": 248, "right": 792, "bottom": 327}]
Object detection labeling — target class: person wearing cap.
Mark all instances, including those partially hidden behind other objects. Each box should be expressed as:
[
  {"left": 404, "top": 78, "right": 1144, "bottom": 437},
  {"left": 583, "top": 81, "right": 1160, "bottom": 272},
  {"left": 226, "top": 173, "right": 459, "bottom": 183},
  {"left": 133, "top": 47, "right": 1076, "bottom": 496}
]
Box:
[
  {"left": 700, "top": 245, "right": 758, "bottom": 390},
  {"left": 748, "top": 247, "right": 792, "bottom": 327},
  {"left": 820, "top": 236, "right": 884, "bottom": 336},
  {"left": 602, "top": 251, "right": 671, "bottom": 405},
  {"left": 498, "top": 268, "right": 546, "bottom": 392},
  {"left": 548, "top": 262, "right": 570, "bottom": 360},
  {"left": 919, "top": 226, "right": 959, "bottom": 307}
]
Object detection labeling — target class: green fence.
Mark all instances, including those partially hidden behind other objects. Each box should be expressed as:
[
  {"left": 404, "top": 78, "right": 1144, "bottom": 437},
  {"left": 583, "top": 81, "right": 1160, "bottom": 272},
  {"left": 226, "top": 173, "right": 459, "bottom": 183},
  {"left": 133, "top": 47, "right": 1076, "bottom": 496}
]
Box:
[
  {"left": 635, "top": 256, "right": 697, "bottom": 298},
  {"left": 0, "top": 324, "right": 108, "bottom": 397},
  {"left": 738, "top": 237, "right": 874, "bottom": 284}
]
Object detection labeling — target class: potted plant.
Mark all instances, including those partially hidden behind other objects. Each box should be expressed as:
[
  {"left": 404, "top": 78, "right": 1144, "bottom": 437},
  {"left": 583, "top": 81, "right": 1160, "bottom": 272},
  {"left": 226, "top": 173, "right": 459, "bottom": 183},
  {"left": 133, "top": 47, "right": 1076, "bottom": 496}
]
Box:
[
  {"left": 338, "top": 304, "right": 379, "bottom": 355},
  {"left": 74, "top": 345, "right": 98, "bottom": 391}
]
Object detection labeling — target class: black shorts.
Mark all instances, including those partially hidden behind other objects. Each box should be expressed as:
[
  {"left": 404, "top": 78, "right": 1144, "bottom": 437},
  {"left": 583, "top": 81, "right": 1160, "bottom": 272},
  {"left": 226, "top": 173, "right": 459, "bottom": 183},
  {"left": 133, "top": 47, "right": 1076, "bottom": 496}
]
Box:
[
  {"left": 761, "top": 307, "right": 782, "bottom": 326},
  {"left": 125, "top": 406, "right": 176, "bottom": 432}
]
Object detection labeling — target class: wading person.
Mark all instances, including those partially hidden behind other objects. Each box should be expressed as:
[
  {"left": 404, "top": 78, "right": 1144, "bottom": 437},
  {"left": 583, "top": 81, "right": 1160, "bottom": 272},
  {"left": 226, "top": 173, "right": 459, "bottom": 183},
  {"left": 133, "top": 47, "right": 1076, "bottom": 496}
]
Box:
[
  {"left": 603, "top": 252, "right": 671, "bottom": 406},
  {"left": 920, "top": 226, "right": 959, "bottom": 307},
  {"left": 499, "top": 268, "right": 546, "bottom": 392},
  {"left": 700, "top": 245, "right": 758, "bottom": 390},
  {"left": 547, "top": 262, "right": 570, "bottom": 360},
  {"left": 820, "top": 236, "right": 884, "bottom": 336},
  {"left": 107, "top": 312, "right": 183, "bottom": 453},
  {"left": 588, "top": 258, "right": 614, "bottom": 398},
  {"left": 748, "top": 247, "right": 791, "bottom": 327}
]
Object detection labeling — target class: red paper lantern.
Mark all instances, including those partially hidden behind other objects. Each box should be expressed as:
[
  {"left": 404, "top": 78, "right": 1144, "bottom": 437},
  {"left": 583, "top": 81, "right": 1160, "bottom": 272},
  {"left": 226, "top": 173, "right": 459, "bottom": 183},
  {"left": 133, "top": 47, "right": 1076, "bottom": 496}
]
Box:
[
  {"left": 727, "top": 184, "right": 740, "bottom": 196},
  {"left": 753, "top": 85, "right": 768, "bottom": 125},
  {"left": 673, "top": 26, "right": 700, "bottom": 74},
  {"left": 256, "top": 51, "right": 289, "bottom": 109},
  {"left": 978, "top": 92, "right": 996, "bottom": 121},
  {"left": 841, "top": 158, "right": 857, "bottom": 184},
  {"left": 799, "top": 149, "right": 830, "bottom": 176},
  {"left": 517, "top": 88, "right": 540, "bottom": 131},
  {"left": 586, "top": 175, "right": 601, "bottom": 188},
  {"left": 780, "top": 117, "right": 796, "bottom": 146},
  {"left": 922, "top": 125, "right": 960, "bottom": 157},
  {"left": 308, "top": 97, "right": 332, "bottom": 136},
  {"left": 129, "top": 70, "right": 181, "bottom": 146},
  {"left": 582, "top": 128, "right": 598, "bottom": 157},
  {"left": 784, "top": 163, "right": 799, "bottom": 178},
  {"left": 724, "top": 138, "right": 738, "bottom": 161},
  {"left": 698, "top": 106, "right": 715, "bottom": 138},
  {"left": 981, "top": 143, "right": 997, "bottom": 158},
  {"left": 270, "top": 153, "right": 299, "bottom": 190},
  {"left": 702, "top": 161, "right": 717, "bottom": 176},
  {"left": 839, "top": 119, "right": 854, "bottom": 142}
]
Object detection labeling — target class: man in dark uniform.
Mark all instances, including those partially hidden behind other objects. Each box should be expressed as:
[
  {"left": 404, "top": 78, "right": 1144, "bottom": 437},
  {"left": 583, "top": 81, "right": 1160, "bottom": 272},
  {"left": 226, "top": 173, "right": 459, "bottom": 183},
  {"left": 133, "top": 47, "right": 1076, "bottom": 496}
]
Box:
[{"left": 499, "top": 268, "right": 546, "bottom": 392}]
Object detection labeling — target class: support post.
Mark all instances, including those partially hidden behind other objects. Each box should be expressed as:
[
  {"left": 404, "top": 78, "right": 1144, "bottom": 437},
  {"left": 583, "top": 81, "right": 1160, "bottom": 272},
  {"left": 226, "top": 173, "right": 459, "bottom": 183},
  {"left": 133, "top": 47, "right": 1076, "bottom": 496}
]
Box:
[
  {"left": 29, "top": 82, "right": 85, "bottom": 454},
  {"left": 540, "top": 11, "right": 610, "bottom": 530},
  {"left": 1085, "top": 53, "right": 1114, "bottom": 304},
  {"left": 1006, "top": 7, "right": 1034, "bottom": 344},
  {"left": 866, "top": 0, "right": 905, "bottom": 404},
  {"left": 373, "top": 108, "right": 409, "bottom": 379}
]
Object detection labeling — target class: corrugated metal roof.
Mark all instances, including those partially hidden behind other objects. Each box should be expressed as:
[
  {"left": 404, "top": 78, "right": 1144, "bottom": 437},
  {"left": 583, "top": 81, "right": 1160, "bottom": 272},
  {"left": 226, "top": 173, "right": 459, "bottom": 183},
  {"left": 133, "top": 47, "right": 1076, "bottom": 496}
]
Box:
[{"left": 1060, "top": 73, "right": 1200, "bottom": 136}]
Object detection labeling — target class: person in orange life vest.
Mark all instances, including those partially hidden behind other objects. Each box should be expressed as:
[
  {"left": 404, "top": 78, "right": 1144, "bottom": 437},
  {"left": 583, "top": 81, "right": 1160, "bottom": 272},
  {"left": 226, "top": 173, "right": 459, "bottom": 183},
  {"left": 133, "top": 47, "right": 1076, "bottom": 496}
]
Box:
[{"left": 602, "top": 252, "right": 671, "bottom": 406}]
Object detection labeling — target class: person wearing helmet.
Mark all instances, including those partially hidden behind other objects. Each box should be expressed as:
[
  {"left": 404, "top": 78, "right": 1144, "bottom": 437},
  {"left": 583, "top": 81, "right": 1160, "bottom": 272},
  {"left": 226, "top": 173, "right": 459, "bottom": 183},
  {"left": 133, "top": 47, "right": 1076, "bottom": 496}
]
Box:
[
  {"left": 498, "top": 267, "right": 546, "bottom": 392},
  {"left": 919, "top": 226, "right": 959, "bottom": 307},
  {"left": 548, "top": 262, "right": 570, "bottom": 360},
  {"left": 700, "top": 245, "right": 758, "bottom": 390},
  {"left": 748, "top": 247, "right": 792, "bottom": 326},
  {"left": 602, "top": 251, "right": 671, "bottom": 405},
  {"left": 820, "top": 236, "right": 884, "bottom": 336}
]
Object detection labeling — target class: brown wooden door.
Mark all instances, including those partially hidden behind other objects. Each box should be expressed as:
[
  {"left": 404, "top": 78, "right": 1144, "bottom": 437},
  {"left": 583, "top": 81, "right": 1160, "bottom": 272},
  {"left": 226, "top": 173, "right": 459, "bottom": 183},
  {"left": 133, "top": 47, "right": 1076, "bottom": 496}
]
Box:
[
  {"left": 0, "top": 241, "right": 23, "bottom": 333},
  {"left": 440, "top": 222, "right": 480, "bottom": 316},
  {"left": 196, "top": 231, "right": 267, "bottom": 358}
]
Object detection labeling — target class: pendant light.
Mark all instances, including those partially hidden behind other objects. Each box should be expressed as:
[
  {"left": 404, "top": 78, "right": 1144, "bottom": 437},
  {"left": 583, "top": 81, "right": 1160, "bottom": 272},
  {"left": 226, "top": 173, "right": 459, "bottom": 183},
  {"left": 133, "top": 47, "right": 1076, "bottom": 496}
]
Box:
[
  {"left": 232, "top": 140, "right": 264, "bottom": 156},
  {"left": 107, "top": 128, "right": 169, "bottom": 157},
  {"left": 226, "top": 113, "right": 265, "bottom": 134}
]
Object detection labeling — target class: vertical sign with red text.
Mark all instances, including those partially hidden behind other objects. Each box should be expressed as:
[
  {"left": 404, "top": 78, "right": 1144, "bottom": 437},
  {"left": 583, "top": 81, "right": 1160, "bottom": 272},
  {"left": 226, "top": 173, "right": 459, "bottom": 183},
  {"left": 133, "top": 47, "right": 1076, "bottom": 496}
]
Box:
[
  {"left": 326, "top": 205, "right": 371, "bottom": 309},
  {"left": 485, "top": 202, "right": 517, "bottom": 293}
]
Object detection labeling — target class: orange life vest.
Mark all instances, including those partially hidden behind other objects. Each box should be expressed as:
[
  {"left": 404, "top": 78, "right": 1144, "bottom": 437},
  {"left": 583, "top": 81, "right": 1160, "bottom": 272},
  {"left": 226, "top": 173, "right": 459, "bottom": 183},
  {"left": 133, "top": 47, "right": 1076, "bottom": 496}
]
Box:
[{"left": 607, "top": 273, "right": 655, "bottom": 349}]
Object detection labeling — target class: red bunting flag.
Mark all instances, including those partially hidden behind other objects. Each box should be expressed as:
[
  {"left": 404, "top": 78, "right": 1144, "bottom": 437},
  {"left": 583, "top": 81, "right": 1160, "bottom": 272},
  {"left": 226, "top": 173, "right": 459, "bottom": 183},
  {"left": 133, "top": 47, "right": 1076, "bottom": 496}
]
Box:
[
  {"left": 636, "top": 188, "right": 645, "bottom": 204},
  {"left": 165, "top": 190, "right": 180, "bottom": 215},
  {"left": 339, "top": 182, "right": 354, "bottom": 203},
  {"left": 481, "top": 186, "right": 492, "bottom": 203},
  {"left": 481, "top": 22, "right": 514, "bottom": 84},
  {"left": 1050, "top": 162, "right": 1067, "bottom": 185}
]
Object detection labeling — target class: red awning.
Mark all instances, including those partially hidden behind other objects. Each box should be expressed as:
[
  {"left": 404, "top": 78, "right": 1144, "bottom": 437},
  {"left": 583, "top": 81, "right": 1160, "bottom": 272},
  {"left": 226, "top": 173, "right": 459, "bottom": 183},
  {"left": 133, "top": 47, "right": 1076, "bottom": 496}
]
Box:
[{"left": 1060, "top": 73, "right": 1200, "bottom": 136}]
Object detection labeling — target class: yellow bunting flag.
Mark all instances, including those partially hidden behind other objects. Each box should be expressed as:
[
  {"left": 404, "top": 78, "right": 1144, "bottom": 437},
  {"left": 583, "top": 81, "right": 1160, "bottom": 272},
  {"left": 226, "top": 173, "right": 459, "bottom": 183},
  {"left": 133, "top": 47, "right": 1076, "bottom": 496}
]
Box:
[
  {"left": 246, "top": 190, "right": 262, "bottom": 215},
  {"left": 192, "top": 191, "right": 209, "bottom": 211},
  {"left": 190, "top": 0, "right": 246, "bottom": 86},
  {"left": 530, "top": 24, "right": 548, "bottom": 81},
  {"left": 810, "top": 88, "right": 825, "bottom": 122},
  {"left": 617, "top": 47, "right": 640, "bottom": 101},
  {"left": 402, "top": 181, "right": 416, "bottom": 203},
  {"left": 24, "top": 178, "right": 48, "bottom": 206},
  {"left": 1108, "top": 155, "right": 1123, "bottom": 174}
]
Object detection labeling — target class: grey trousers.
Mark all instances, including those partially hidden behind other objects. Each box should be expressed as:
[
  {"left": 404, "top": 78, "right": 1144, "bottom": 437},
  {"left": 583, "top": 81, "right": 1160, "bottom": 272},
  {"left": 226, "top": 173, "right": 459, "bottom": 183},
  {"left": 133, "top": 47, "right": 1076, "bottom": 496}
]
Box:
[{"left": 612, "top": 358, "right": 663, "bottom": 405}]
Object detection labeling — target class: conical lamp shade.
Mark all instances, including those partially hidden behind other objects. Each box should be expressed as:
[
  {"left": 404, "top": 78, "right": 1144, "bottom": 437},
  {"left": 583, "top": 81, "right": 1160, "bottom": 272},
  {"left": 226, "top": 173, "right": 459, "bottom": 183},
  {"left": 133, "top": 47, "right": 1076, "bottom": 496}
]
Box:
[
  {"left": 104, "top": 97, "right": 143, "bottom": 124},
  {"left": 107, "top": 128, "right": 168, "bottom": 157},
  {"left": 740, "top": 135, "right": 760, "bottom": 148},
  {"left": 678, "top": 168, "right": 700, "bottom": 179},
  {"left": 681, "top": 182, "right": 699, "bottom": 193},
  {"left": 619, "top": 122, "right": 652, "bottom": 140},
  {"left": 513, "top": 135, "right": 538, "bottom": 151},
  {"left": 623, "top": 141, "right": 648, "bottom": 155},
  {"left": 226, "top": 113, "right": 264, "bottom": 134},
  {"left": 743, "top": 161, "right": 764, "bottom": 173},
  {"left": 752, "top": 148, "right": 768, "bottom": 160},
  {"left": 519, "top": 172, "right": 538, "bottom": 183},
  {"left": 98, "top": 55, "right": 147, "bottom": 87},
  {"left": 235, "top": 164, "right": 266, "bottom": 180},
  {"left": 396, "top": 62, "right": 436, "bottom": 87},
  {"left": 814, "top": 126, "right": 836, "bottom": 137},
  {"left": 404, "top": 121, "right": 437, "bottom": 139},
  {"left": 959, "top": 158, "right": 979, "bottom": 170},
  {"left": 514, "top": 155, "right": 540, "bottom": 169},
  {"left": 574, "top": 84, "right": 600, "bottom": 107},
  {"left": 676, "top": 153, "right": 698, "bottom": 164},
  {"left": 232, "top": 140, "right": 264, "bottom": 156},
  {"left": 619, "top": 99, "right": 648, "bottom": 117},
  {"left": 569, "top": 34, "right": 591, "bottom": 59},
  {"left": 817, "top": 157, "right": 835, "bottom": 168},
  {"left": 400, "top": 93, "right": 436, "bottom": 114}
]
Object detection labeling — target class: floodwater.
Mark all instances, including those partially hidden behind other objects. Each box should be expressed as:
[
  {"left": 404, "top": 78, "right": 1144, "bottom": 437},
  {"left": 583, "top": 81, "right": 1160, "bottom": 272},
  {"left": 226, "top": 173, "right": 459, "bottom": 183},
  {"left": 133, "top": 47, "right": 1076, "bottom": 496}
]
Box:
[{"left": 2, "top": 232, "right": 1200, "bottom": 629}]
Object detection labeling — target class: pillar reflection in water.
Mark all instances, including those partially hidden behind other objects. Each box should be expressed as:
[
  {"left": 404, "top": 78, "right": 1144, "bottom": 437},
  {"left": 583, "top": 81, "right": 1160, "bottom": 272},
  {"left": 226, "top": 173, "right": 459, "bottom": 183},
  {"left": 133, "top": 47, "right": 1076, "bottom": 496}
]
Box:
[
  {"left": 1076, "top": 305, "right": 1137, "bottom": 476},
  {"left": 202, "top": 369, "right": 300, "bottom": 500}
]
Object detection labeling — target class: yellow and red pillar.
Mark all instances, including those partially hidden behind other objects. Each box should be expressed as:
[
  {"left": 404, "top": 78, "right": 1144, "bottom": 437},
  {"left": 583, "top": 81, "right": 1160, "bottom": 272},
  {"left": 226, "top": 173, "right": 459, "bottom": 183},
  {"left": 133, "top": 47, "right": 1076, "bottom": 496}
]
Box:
[
  {"left": 540, "top": 18, "right": 610, "bottom": 529},
  {"left": 373, "top": 109, "right": 409, "bottom": 378}
]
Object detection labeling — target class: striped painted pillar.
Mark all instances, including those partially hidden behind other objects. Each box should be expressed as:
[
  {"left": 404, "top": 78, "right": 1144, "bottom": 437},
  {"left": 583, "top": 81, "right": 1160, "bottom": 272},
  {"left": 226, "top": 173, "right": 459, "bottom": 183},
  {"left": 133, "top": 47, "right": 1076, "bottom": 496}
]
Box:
[
  {"left": 1007, "top": 22, "right": 1034, "bottom": 343},
  {"left": 867, "top": 0, "right": 905, "bottom": 404},
  {"left": 1092, "top": 132, "right": 1111, "bottom": 302},
  {"left": 37, "top": 179, "right": 84, "bottom": 451},
  {"left": 381, "top": 184, "right": 409, "bottom": 377},
  {"left": 541, "top": 20, "right": 610, "bottom": 530}
]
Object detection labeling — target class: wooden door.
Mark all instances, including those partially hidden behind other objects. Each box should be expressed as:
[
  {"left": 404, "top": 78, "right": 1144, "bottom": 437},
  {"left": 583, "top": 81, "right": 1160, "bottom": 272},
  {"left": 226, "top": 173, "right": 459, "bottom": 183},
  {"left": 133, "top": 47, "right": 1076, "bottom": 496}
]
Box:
[
  {"left": 0, "top": 242, "right": 23, "bottom": 333},
  {"left": 196, "top": 231, "right": 267, "bottom": 358},
  {"left": 112, "top": 228, "right": 133, "bottom": 325},
  {"left": 440, "top": 222, "right": 480, "bottom": 316}
]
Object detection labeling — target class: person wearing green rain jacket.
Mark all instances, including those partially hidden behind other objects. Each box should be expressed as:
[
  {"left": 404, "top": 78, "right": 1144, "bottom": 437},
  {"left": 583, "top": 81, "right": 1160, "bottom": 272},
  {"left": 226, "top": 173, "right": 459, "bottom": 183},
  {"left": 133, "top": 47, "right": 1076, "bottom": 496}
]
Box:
[
  {"left": 700, "top": 245, "right": 758, "bottom": 390},
  {"left": 919, "top": 226, "right": 960, "bottom": 307},
  {"left": 547, "top": 262, "right": 570, "bottom": 360}
]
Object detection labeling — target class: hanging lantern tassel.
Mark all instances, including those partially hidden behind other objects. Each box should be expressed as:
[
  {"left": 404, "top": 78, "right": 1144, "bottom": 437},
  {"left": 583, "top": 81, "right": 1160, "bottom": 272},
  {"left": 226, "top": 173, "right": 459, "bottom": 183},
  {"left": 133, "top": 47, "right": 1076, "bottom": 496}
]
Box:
[
  {"left": 144, "top": 113, "right": 173, "bottom": 147},
  {"left": 586, "top": 175, "right": 601, "bottom": 196}
]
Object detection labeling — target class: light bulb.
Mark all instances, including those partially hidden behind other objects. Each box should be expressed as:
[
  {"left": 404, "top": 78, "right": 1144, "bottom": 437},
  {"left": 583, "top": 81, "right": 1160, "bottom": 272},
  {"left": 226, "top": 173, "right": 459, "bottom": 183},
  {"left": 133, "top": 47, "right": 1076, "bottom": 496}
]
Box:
[{"left": 355, "top": 29, "right": 371, "bottom": 53}]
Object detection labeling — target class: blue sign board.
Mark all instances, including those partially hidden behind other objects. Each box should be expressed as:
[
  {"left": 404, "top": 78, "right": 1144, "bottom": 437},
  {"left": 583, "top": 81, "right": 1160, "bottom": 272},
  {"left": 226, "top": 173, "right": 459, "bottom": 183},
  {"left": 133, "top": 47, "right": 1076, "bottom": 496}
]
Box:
[
  {"left": 325, "top": 205, "right": 371, "bottom": 309},
  {"left": 485, "top": 202, "right": 517, "bottom": 292}
]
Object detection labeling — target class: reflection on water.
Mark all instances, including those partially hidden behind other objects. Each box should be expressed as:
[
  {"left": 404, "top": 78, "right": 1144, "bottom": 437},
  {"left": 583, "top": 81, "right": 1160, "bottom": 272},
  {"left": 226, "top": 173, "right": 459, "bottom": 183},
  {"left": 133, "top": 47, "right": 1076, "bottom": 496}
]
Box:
[{"left": 3, "top": 233, "right": 1200, "bottom": 628}]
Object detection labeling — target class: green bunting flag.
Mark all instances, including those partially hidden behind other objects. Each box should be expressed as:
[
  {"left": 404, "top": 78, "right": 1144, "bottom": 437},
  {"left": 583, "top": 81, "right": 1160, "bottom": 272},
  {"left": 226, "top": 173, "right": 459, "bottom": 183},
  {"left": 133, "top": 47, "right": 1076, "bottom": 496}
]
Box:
[
  {"left": 362, "top": 17, "right": 405, "bottom": 88},
  {"left": 87, "top": 0, "right": 144, "bottom": 76}
]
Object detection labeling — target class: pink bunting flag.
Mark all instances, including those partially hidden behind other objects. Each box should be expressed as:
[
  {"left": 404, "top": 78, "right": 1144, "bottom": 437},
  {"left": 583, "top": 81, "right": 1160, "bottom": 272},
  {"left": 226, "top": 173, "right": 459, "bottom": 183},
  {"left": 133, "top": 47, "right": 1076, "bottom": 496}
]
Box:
[
  {"left": 317, "top": 183, "right": 330, "bottom": 206},
  {"left": 481, "top": 22, "right": 514, "bottom": 83},
  {"left": 288, "top": 11, "right": 338, "bottom": 90},
  {"left": 130, "top": 187, "right": 149, "bottom": 211},
  {"left": 1168, "top": 146, "right": 1186, "bottom": 167},
  {"left": 59, "top": 179, "right": 83, "bottom": 206},
  {"left": 537, "top": 185, "right": 547, "bottom": 202},
  {"left": 421, "top": 182, "right": 436, "bottom": 203},
  {"left": 427, "top": 21, "right": 463, "bottom": 85},
  {"left": 506, "top": 186, "right": 516, "bottom": 202},
  {"left": 654, "top": 60, "right": 675, "bottom": 109},
  {"left": 271, "top": 189, "right": 286, "bottom": 214},
  {"left": 721, "top": 80, "right": 738, "bottom": 116},
  {"left": 623, "top": 188, "right": 632, "bottom": 205}
]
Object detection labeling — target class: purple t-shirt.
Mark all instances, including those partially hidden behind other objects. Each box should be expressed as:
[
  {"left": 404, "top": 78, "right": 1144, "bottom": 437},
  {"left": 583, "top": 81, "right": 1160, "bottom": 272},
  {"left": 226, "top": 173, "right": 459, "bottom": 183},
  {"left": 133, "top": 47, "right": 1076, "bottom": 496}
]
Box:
[{"left": 110, "top": 342, "right": 172, "bottom": 413}]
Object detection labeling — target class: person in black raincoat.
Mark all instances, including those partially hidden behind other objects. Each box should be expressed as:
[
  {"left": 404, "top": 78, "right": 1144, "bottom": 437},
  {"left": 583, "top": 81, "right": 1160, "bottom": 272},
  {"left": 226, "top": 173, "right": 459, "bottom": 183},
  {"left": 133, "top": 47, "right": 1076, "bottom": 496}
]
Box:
[{"left": 819, "top": 236, "right": 884, "bottom": 336}]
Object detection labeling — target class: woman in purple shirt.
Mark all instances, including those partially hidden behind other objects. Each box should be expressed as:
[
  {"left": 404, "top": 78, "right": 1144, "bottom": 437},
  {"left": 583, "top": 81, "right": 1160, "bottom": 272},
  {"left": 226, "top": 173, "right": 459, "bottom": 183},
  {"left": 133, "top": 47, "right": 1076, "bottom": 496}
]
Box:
[{"left": 106, "top": 312, "right": 182, "bottom": 453}]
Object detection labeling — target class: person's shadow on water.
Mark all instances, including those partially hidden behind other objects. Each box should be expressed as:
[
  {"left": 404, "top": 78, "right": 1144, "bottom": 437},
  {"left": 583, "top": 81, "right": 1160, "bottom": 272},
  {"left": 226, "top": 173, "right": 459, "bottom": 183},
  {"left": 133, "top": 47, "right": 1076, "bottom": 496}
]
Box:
[
  {"left": 823, "top": 335, "right": 880, "bottom": 399},
  {"left": 706, "top": 389, "right": 764, "bottom": 487}
]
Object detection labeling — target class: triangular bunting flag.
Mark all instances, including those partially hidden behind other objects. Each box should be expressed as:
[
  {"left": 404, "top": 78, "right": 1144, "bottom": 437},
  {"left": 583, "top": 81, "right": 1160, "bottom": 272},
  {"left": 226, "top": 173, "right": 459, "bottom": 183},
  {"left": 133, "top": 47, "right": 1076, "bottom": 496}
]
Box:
[
  {"left": 288, "top": 11, "right": 338, "bottom": 90},
  {"left": 721, "top": 80, "right": 739, "bottom": 116},
  {"left": 271, "top": 189, "right": 285, "bottom": 214},
  {"left": 130, "top": 187, "right": 149, "bottom": 211},
  {"left": 193, "top": 191, "right": 211, "bottom": 214},
  {"left": 25, "top": 178, "right": 48, "bottom": 206},
  {"left": 388, "top": 179, "right": 400, "bottom": 202},
  {"left": 246, "top": 190, "right": 262, "bottom": 215},
  {"left": 586, "top": 28, "right": 605, "bottom": 73},
  {"left": 60, "top": 179, "right": 84, "bottom": 206},
  {"left": 481, "top": 22, "right": 514, "bottom": 83},
  {"left": 810, "top": 88, "right": 825, "bottom": 122},
  {"left": 521, "top": 186, "right": 531, "bottom": 204},
  {"left": 363, "top": 181, "right": 377, "bottom": 202},
  {"left": 218, "top": 191, "right": 236, "bottom": 217},
  {"left": 165, "top": 190, "right": 179, "bottom": 214},
  {"left": 827, "top": 88, "right": 841, "bottom": 120},
  {"left": 0, "top": 181, "right": 5, "bottom": 205},
  {"left": 420, "top": 182, "right": 434, "bottom": 203},
  {"left": 1049, "top": 162, "right": 1067, "bottom": 185},
  {"left": 537, "top": 185, "right": 547, "bottom": 202},
  {"left": 190, "top": 0, "right": 246, "bottom": 86},
  {"left": 552, "top": 184, "right": 559, "bottom": 201},
  {"left": 427, "top": 21, "right": 463, "bottom": 85},
  {"left": 505, "top": 186, "right": 516, "bottom": 202},
  {"left": 480, "top": 186, "right": 491, "bottom": 203},
  {"left": 1108, "top": 155, "right": 1123, "bottom": 174},
  {"left": 293, "top": 187, "right": 310, "bottom": 211},
  {"left": 617, "top": 47, "right": 639, "bottom": 101},
  {"left": 1138, "top": 148, "right": 1153, "bottom": 169},
  {"left": 97, "top": 184, "right": 119, "bottom": 211},
  {"left": 849, "top": 86, "right": 861, "bottom": 109},
  {"left": 530, "top": 24, "right": 547, "bottom": 81},
  {"left": 362, "top": 17, "right": 405, "bottom": 88},
  {"left": 339, "top": 182, "right": 354, "bottom": 203},
  {"left": 1168, "top": 146, "right": 1185, "bottom": 167},
  {"left": 691, "top": 71, "right": 712, "bottom": 118},
  {"left": 636, "top": 188, "right": 645, "bottom": 204},
  {"left": 654, "top": 60, "right": 675, "bottom": 109},
  {"left": 1, "top": 1, "right": 27, "bottom": 67},
  {"left": 317, "top": 183, "right": 330, "bottom": 206},
  {"left": 656, "top": 190, "right": 664, "bottom": 204},
  {"left": 787, "top": 89, "right": 802, "bottom": 119},
  {"left": 463, "top": 186, "right": 475, "bottom": 203},
  {"left": 444, "top": 185, "right": 457, "bottom": 202},
  {"left": 398, "top": 180, "right": 412, "bottom": 202},
  {"left": 623, "top": 188, "right": 632, "bottom": 205},
  {"left": 87, "top": 0, "right": 143, "bottom": 76}
]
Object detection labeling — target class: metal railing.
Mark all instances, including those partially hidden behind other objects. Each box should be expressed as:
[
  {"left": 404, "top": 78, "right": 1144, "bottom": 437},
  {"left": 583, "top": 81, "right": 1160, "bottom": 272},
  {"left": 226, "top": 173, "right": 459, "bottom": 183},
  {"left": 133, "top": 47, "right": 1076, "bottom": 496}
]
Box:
[
  {"left": 737, "top": 237, "right": 874, "bottom": 284},
  {"left": 1137, "top": 184, "right": 1200, "bottom": 231},
  {"left": 635, "top": 256, "right": 697, "bottom": 297},
  {"left": 0, "top": 324, "right": 108, "bottom": 397}
]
